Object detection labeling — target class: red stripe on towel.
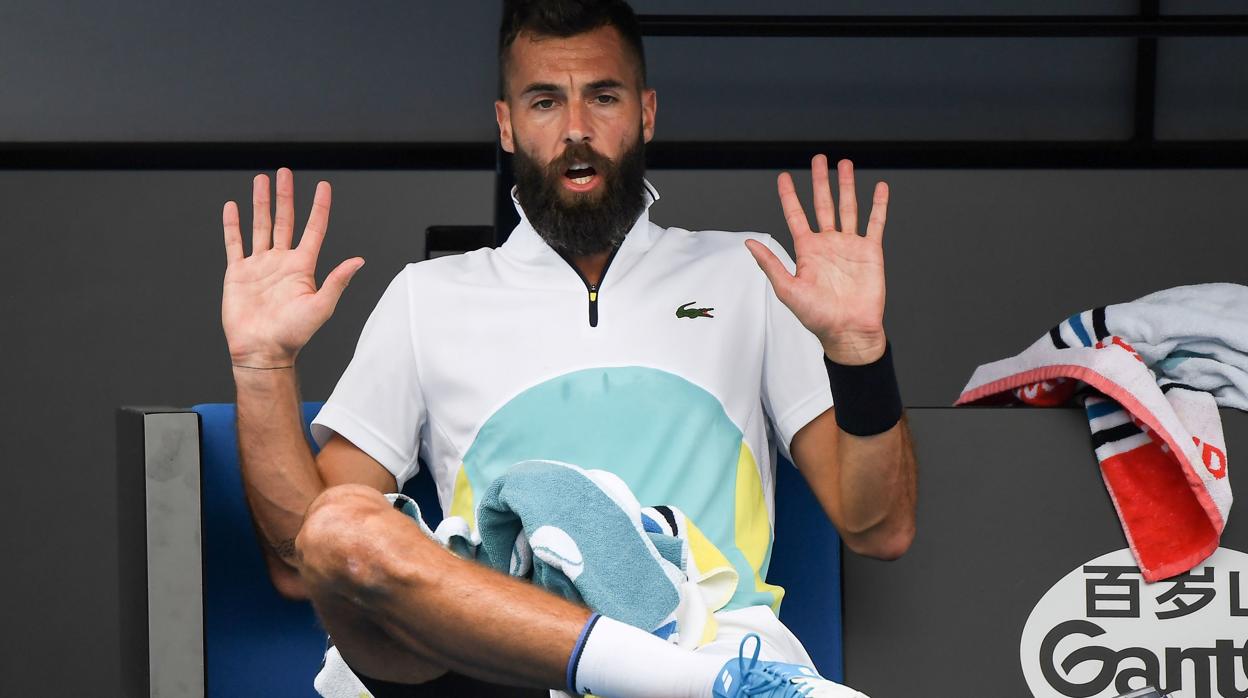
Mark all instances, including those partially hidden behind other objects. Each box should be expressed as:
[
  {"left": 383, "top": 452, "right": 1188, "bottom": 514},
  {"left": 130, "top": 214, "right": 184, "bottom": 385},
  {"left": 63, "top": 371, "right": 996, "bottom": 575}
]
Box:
[{"left": 1099, "top": 441, "right": 1219, "bottom": 582}]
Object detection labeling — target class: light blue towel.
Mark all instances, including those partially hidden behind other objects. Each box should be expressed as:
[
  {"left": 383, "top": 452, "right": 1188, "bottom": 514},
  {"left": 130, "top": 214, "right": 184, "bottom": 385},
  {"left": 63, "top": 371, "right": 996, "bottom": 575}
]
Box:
[{"left": 395, "top": 460, "right": 691, "bottom": 638}]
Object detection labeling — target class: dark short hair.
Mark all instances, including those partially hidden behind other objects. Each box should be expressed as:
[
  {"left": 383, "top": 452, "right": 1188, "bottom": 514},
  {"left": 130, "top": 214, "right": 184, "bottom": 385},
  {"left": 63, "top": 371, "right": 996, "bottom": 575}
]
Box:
[{"left": 498, "top": 0, "right": 647, "bottom": 99}]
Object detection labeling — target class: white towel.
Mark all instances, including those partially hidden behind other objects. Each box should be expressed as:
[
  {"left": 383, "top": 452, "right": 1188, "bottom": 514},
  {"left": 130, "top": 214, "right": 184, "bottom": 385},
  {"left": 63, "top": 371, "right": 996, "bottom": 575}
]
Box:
[{"left": 314, "top": 646, "right": 371, "bottom": 698}]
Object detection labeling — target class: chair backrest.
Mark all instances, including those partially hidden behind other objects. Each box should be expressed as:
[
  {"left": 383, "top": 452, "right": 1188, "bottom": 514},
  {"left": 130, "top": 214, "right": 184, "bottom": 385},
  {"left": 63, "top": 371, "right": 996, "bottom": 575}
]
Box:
[
  {"left": 194, "top": 402, "right": 842, "bottom": 696},
  {"left": 197, "top": 403, "right": 444, "bottom": 697},
  {"left": 771, "top": 456, "right": 844, "bottom": 681},
  {"left": 197, "top": 403, "right": 323, "bottom": 697}
]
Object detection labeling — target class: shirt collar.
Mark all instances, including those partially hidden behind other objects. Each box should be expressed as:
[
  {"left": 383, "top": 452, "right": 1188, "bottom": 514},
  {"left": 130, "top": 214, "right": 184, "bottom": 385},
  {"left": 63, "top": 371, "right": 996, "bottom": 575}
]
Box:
[{"left": 500, "top": 179, "right": 661, "bottom": 262}]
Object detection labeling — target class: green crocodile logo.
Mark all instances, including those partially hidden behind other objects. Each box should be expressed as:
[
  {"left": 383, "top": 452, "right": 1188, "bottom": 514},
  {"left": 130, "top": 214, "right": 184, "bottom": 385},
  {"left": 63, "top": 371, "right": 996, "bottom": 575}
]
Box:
[{"left": 676, "top": 301, "right": 714, "bottom": 319}]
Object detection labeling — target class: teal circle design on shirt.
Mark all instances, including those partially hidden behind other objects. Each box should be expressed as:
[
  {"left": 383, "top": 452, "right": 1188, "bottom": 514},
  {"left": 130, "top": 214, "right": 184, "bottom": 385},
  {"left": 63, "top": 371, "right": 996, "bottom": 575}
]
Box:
[{"left": 460, "top": 366, "right": 779, "bottom": 611}]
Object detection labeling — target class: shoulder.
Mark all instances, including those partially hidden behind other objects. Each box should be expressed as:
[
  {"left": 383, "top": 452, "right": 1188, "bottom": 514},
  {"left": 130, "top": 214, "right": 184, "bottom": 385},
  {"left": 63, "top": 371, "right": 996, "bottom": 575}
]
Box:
[
  {"left": 654, "top": 224, "right": 789, "bottom": 265},
  {"left": 653, "top": 223, "right": 778, "bottom": 257},
  {"left": 397, "top": 246, "right": 497, "bottom": 286},
  {"left": 367, "top": 248, "right": 498, "bottom": 317}
]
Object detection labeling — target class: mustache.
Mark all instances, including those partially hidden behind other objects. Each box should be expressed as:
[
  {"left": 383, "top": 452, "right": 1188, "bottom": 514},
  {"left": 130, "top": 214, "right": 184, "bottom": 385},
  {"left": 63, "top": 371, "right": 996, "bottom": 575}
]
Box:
[{"left": 548, "top": 143, "right": 613, "bottom": 174}]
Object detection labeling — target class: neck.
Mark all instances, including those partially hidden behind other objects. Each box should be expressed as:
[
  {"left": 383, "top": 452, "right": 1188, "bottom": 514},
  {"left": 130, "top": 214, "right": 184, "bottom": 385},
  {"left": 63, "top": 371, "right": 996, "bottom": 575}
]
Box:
[{"left": 570, "top": 250, "right": 613, "bottom": 287}]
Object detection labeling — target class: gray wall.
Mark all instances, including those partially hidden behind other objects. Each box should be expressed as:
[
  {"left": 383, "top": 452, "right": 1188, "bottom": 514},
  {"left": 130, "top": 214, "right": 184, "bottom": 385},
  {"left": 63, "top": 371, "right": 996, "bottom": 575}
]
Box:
[{"left": 2, "top": 2, "right": 1247, "bottom": 696}]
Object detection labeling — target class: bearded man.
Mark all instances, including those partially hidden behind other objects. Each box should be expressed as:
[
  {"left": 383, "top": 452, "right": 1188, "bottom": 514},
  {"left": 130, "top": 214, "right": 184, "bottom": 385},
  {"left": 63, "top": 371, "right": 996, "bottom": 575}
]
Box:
[{"left": 220, "top": 1, "right": 916, "bottom": 696}]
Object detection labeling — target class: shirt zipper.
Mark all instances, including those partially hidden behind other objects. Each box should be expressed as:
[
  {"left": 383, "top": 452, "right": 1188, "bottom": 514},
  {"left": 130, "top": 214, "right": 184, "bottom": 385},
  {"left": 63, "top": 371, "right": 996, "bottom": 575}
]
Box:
[{"left": 560, "top": 245, "right": 621, "bottom": 328}]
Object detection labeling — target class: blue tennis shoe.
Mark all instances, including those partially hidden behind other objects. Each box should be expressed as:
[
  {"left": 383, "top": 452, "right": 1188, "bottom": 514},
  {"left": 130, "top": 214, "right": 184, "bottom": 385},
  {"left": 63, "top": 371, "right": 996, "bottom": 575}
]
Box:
[{"left": 711, "top": 633, "right": 869, "bottom": 697}]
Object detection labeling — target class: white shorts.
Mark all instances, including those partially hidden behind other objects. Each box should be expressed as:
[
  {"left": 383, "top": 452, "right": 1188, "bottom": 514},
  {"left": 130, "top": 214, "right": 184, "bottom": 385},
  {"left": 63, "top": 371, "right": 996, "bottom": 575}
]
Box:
[{"left": 694, "top": 606, "right": 816, "bottom": 668}]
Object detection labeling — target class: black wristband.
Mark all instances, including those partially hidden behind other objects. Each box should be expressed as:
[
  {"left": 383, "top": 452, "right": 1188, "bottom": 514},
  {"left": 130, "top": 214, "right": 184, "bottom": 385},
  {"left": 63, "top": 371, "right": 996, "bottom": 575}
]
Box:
[{"left": 825, "top": 342, "right": 903, "bottom": 437}]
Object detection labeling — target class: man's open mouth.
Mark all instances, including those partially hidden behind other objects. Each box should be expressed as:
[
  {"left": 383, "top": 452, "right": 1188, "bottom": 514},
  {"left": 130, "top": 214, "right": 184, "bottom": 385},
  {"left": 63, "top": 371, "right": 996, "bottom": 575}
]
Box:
[{"left": 565, "top": 163, "right": 598, "bottom": 185}]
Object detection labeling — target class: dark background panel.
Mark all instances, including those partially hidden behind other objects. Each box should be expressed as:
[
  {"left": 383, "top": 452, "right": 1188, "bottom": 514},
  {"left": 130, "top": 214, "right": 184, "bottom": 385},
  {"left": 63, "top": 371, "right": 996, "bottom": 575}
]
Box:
[
  {"left": 1160, "top": 0, "right": 1248, "bottom": 13},
  {"left": 0, "top": 2, "right": 503, "bottom": 142},
  {"left": 636, "top": 0, "right": 1136, "bottom": 13},
  {"left": 5, "top": 1, "right": 1246, "bottom": 144},
  {"left": 646, "top": 36, "right": 1136, "bottom": 142},
  {"left": 1156, "top": 38, "right": 1248, "bottom": 140}
]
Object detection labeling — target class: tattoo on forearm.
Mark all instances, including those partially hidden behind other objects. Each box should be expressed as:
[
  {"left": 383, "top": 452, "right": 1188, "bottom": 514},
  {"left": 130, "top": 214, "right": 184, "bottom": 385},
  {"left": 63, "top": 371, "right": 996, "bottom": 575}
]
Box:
[{"left": 273, "top": 538, "right": 297, "bottom": 560}]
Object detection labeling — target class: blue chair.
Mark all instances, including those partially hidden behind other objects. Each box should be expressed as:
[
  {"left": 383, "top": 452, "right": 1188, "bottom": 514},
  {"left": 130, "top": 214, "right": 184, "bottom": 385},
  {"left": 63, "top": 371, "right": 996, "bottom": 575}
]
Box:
[{"left": 193, "top": 402, "right": 842, "bottom": 697}]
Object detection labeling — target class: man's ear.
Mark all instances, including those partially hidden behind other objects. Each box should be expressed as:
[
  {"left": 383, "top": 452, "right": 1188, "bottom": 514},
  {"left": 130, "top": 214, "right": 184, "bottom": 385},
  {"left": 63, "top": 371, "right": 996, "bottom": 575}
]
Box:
[
  {"left": 495, "top": 100, "right": 515, "bottom": 153},
  {"left": 641, "top": 88, "right": 657, "bottom": 144}
]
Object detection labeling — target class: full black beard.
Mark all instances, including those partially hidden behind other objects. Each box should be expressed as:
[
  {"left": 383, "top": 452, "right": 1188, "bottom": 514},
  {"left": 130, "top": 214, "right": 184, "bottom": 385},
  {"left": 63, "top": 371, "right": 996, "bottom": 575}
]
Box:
[{"left": 512, "top": 136, "right": 647, "bottom": 257}]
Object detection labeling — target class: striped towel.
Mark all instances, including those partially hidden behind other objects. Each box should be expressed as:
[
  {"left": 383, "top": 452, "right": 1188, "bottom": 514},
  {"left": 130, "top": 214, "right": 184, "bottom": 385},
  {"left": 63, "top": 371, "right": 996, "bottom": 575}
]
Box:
[{"left": 957, "top": 283, "right": 1245, "bottom": 582}]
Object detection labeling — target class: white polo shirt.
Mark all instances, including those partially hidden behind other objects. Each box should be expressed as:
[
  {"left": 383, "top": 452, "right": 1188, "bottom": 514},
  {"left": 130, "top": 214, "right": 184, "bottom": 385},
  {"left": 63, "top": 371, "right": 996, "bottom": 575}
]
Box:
[{"left": 312, "top": 182, "right": 833, "bottom": 615}]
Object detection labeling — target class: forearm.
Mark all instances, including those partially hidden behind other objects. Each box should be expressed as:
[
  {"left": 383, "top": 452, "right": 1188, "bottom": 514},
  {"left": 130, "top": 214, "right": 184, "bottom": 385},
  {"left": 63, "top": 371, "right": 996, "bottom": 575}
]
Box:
[
  {"left": 833, "top": 414, "right": 916, "bottom": 559},
  {"left": 234, "top": 365, "right": 325, "bottom": 593}
]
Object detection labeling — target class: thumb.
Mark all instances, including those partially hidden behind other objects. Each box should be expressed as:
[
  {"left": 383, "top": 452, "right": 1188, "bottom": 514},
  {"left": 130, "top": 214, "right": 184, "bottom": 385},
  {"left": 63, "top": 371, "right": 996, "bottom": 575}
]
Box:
[
  {"left": 316, "top": 257, "right": 365, "bottom": 310},
  {"left": 744, "top": 239, "right": 795, "bottom": 300}
]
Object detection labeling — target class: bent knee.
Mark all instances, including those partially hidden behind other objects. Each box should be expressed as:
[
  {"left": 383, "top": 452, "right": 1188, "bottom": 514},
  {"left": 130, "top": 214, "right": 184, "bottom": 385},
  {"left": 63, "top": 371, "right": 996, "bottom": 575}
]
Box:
[
  {"left": 297, "top": 485, "right": 445, "bottom": 596},
  {"left": 302, "top": 484, "right": 391, "bottom": 545},
  {"left": 297, "top": 485, "right": 395, "bottom": 589}
]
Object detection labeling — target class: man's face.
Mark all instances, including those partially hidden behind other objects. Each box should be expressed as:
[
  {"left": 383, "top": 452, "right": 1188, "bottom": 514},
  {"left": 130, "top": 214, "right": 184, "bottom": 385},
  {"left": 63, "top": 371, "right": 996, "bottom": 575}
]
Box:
[{"left": 495, "top": 25, "right": 657, "bottom": 254}]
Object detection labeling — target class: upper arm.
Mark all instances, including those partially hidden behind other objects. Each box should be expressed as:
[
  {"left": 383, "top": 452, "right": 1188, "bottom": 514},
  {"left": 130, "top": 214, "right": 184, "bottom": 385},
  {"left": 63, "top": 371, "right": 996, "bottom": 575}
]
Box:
[
  {"left": 317, "top": 433, "right": 399, "bottom": 494},
  {"left": 310, "top": 269, "right": 427, "bottom": 486},
  {"left": 788, "top": 406, "right": 844, "bottom": 523}
]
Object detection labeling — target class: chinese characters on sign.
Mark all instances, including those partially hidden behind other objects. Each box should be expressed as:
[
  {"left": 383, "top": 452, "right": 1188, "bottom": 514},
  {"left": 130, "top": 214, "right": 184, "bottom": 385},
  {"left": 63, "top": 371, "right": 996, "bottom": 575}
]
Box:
[{"left": 1084, "top": 565, "right": 1233, "bottom": 620}]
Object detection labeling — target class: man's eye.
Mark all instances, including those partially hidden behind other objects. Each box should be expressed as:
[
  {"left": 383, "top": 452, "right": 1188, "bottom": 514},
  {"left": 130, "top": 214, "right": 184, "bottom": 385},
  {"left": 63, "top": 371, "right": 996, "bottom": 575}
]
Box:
[
  {"left": 534, "top": 99, "right": 556, "bottom": 110},
  {"left": 594, "top": 95, "right": 617, "bottom": 104}
]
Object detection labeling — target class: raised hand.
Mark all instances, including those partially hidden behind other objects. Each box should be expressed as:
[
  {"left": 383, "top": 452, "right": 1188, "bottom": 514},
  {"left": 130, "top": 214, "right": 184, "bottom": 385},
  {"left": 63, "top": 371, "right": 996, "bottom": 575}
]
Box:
[
  {"left": 744, "top": 155, "right": 889, "bottom": 366},
  {"left": 221, "top": 167, "right": 364, "bottom": 368}
]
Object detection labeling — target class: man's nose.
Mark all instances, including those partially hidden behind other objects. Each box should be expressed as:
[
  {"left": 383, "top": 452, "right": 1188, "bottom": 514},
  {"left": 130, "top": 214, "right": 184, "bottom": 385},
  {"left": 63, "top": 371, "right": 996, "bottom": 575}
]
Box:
[{"left": 563, "top": 100, "right": 592, "bottom": 144}]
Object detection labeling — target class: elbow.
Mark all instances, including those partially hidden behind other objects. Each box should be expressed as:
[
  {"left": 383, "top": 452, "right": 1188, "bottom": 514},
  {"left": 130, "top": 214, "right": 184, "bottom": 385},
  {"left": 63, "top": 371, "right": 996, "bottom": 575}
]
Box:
[
  {"left": 267, "top": 560, "right": 310, "bottom": 601},
  {"left": 874, "top": 523, "right": 916, "bottom": 561},
  {"left": 253, "top": 530, "right": 311, "bottom": 600},
  {"left": 843, "top": 519, "right": 915, "bottom": 561}
]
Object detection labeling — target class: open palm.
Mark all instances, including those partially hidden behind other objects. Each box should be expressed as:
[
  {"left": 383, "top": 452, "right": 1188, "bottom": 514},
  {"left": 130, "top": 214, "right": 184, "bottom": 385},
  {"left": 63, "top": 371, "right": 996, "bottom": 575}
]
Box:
[
  {"left": 745, "top": 155, "right": 889, "bottom": 366},
  {"left": 221, "top": 168, "right": 364, "bottom": 367}
]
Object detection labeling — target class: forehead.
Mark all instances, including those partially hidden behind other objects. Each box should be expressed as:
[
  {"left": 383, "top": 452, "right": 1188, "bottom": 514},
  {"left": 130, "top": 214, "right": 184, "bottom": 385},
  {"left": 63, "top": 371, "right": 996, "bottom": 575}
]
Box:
[{"left": 505, "top": 25, "right": 638, "bottom": 95}]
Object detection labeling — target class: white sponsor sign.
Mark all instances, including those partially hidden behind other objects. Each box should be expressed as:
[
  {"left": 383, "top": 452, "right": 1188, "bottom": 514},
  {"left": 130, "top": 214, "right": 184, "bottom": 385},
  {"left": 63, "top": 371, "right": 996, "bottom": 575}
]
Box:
[{"left": 1021, "top": 547, "right": 1248, "bottom": 698}]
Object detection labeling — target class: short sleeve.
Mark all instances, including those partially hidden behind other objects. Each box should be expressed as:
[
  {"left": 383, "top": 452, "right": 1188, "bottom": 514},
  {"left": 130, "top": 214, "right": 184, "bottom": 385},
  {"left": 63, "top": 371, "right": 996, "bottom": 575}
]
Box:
[
  {"left": 757, "top": 236, "right": 835, "bottom": 462},
  {"left": 311, "top": 268, "right": 426, "bottom": 487}
]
